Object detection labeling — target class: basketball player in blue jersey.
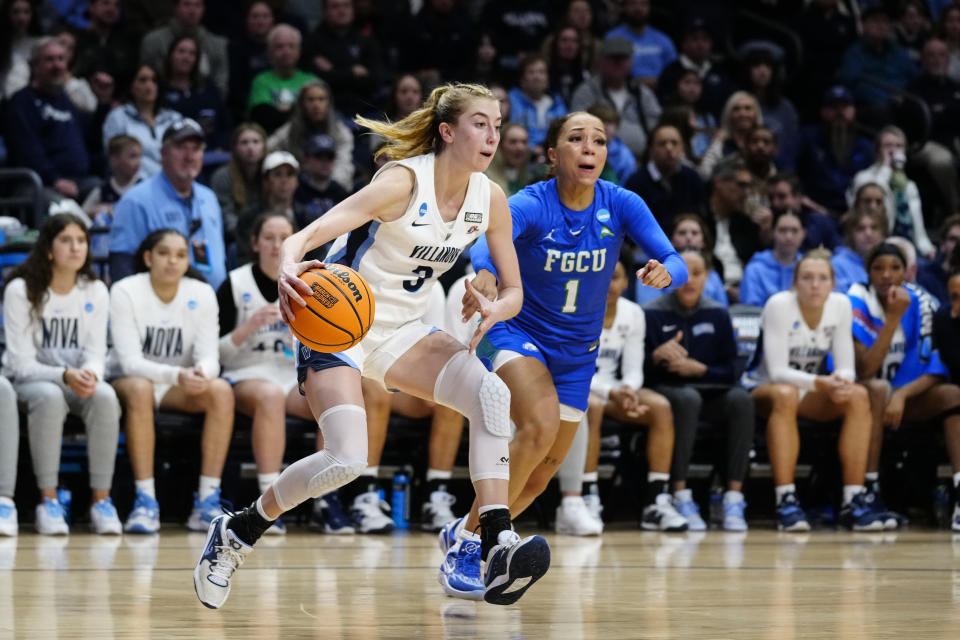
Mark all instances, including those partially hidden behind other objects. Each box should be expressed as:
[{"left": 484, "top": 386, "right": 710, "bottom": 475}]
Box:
[
  {"left": 194, "top": 83, "right": 550, "bottom": 609},
  {"left": 439, "top": 111, "right": 688, "bottom": 596}
]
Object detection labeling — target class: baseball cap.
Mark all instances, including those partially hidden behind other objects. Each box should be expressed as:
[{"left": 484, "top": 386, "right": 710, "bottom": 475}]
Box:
[
  {"left": 601, "top": 36, "right": 633, "bottom": 58},
  {"left": 161, "top": 118, "right": 205, "bottom": 145},
  {"left": 261, "top": 150, "right": 300, "bottom": 175},
  {"left": 822, "top": 85, "right": 854, "bottom": 106},
  {"left": 303, "top": 134, "right": 337, "bottom": 158}
]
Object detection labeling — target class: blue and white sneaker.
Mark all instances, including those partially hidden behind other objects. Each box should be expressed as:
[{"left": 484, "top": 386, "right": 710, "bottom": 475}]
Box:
[
  {"left": 263, "top": 518, "right": 286, "bottom": 535},
  {"left": 776, "top": 492, "right": 811, "bottom": 532},
  {"left": 438, "top": 517, "right": 463, "bottom": 554},
  {"left": 187, "top": 488, "right": 222, "bottom": 532},
  {"left": 350, "top": 491, "right": 394, "bottom": 534},
  {"left": 722, "top": 495, "right": 748, "bottom": 532},
  {"left": 89, "top": 497, "right": 122, "bottom": 535},
  {"left": 483, "top": 530, "right": 550, "bottom": 606},
  {"left": 438, "top": 537, "right": 484, "bottom": 600},
  {"left": 673, "top": 490, "right": 707, "bottom": 531},
  {"left": 642, "top": 494, "right": 688, "bottom": 532},
  {"left": 193, "top": 514, "right": 253, "bottom": 609},
  {"left": 0, "top": 497, "right": 17, "bottom": 536},
  {"left": 124, "top": 490, "right": 160, "bottom": 534},
  {"left": 311, "top": 491, "right": 355, "bottom": 534},
  {"left": 35, "top": 498, "right": 69, "bottom": 535},
  {"left": 839, "top": 492, "right": 885, "bottom": 531},
  {"left": 864, "top": 485, "right": 903, "bottom": 530}
]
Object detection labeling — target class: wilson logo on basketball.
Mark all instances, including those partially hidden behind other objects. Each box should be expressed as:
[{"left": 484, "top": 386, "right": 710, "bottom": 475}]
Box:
[
  {"left": 327, "top": 265, "right": 364, "bottom": 303},
  {"left": 310, "top": 282, "right": 338, "bottom": 309}
]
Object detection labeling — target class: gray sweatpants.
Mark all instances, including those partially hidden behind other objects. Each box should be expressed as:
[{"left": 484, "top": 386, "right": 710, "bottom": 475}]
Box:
[
  {"left": 0, "top": 376, "right": 20, "bottom": 496},
  {"left": 655, "top": 385, "right": 755, "bottom": 485},
  {"left": 14, "top": 379, "right": 121, "bottom": 491}
]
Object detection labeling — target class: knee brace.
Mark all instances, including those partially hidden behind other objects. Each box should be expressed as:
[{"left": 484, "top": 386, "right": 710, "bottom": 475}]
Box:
[
  {"left": 434, "top": 351, "right": 512, "bottom": 482},
  {"left": 271, "top": 405, "right": 367, "bottom": 512}
]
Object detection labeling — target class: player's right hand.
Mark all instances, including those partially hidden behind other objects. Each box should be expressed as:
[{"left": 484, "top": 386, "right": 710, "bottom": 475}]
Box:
[
  {"left": 250, "top": 303, "right": 283, "bottom": 329},
  {"left": 461, "top": 269, "right": 497, "bottom": 321},
  {"left": 278, "top": 259, "right": 324, "bottom": 324},
  {"left": 884, "top": 286, "right": 911, "bottom": 320}
]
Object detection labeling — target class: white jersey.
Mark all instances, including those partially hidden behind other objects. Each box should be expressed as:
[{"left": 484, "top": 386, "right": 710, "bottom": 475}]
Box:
[
  {"left": 220, "top": 263, "right": 295, "bottom": 388},
  {"left": 107, "top": 273, "right": 220, "bottom": 384},
  {"left": 744, "top": 290, "right": 855, "bottom": 390},
  {"left": 591, "top": 297, "right": 645, "bottom": 399},
  {"left": 325, "top": 153, "right": 491, "bottom": 330},
  {"left": 442, "top": 274, "right": 478, "bottom": 348},
  {"left": 2, "top": 277, "right": 110, "bottom": 382}
]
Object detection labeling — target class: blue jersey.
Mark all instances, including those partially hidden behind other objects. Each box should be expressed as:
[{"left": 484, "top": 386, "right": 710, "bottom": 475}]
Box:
[{"left": 471, "top": 178, "right": 686, "bottom": 359}]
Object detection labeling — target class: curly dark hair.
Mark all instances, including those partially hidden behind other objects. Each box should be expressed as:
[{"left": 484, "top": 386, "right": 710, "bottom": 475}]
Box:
[
  {"left": 3, "top": 213, "right": 97, "bottom": 321},
  {"left": 133, "top": 228, "right": 207, "bottom": 281}
]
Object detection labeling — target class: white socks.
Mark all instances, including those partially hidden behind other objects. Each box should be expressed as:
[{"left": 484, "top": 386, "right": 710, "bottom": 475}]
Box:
[
  {"left": 774, "top": 484, "right": 796, "bottom": 504},
  {"left": 198, "top": 476, "right": 220, "bottom": 501},
  {"left": 258, "top": 472, "right": 280, "bottom": 495},
  {"left": 843, "top": 484, "right": 865, "bottom": 506},
  {"left": 426, "top": 468, "right": 452, "bottom": 482},
  {"left": 136, "top": 478, "right": 156, "bottom": 499}
]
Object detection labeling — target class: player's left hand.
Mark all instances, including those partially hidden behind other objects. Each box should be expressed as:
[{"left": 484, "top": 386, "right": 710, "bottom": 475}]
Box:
[
  {"left": 461, "top": 269, "right": 497, "bottom": 321},
  {"left": 464, "top": 278, "right": 502, "bottom": 354},
  {"left": 636, "top": 259, "right": 671, "bottom": 289}
]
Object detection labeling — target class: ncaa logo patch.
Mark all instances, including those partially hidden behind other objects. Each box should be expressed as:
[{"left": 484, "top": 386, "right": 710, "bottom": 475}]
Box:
[
  {"left": 84, "top": 302, "right": 94, "bottom": 313},
  {"left": 418, "top": 202, "right": 428, "bottom": 217},
  {"left": 242, "top": 292, "right": 252, "bottom": 303},
  {"left": 188, "top": 300, "right": 197, "bottom": 310},
  {"left": 596, "top": 208, "right": 611, "bottom": 223}
]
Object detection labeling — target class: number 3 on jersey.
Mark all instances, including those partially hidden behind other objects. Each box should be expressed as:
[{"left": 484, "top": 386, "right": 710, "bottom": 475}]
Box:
[
  {"left": 562, "top": 279, "right": 580, "bottom": 313},
  {"left": 404, "top": 265, "right": 434, "bottom": 292}
]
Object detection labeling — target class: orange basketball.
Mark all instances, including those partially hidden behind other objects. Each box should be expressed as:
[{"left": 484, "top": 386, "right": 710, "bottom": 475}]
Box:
[{"left": 289, "top": 265, "right": 375, "bottom": 353}]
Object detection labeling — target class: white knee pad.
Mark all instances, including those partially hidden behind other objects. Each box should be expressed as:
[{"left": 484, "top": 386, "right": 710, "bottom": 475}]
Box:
[
  {"left": 271, "top": 405, "right": 367, "bottom": 512},
  {"left": 434, "top": 351, "right": 511, "bottom": 482}
]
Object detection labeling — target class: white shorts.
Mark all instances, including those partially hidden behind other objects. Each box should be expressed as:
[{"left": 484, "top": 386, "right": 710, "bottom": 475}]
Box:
[{"left": 222, "top": 364, "right": 299, "bottom": 396}]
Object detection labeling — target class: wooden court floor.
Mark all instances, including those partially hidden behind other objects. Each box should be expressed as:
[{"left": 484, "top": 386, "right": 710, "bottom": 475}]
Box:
[{"left": 1, "top": 527, "right": 959, "bottom": 639}]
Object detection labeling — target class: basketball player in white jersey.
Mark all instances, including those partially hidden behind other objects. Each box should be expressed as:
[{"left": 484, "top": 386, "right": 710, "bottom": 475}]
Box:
[
  {"left": 195, "top": 83, "right": 549, "bottom": 609},
  {"left": 742, "top": 249, "right": 883, "bottom": 532},
  {"left": 110, "top": 229, "right": 235, "bottom": 534},
  {"left": 218, "top": 213, "right": 316, "bottom": 535}
]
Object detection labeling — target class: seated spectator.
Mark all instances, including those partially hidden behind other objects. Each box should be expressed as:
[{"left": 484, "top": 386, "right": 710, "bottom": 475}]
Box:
[
  {"left": 227, "top": 1, "right": 274, "bottom": 120},
  {"left": 160, "top": 35, "right": 230, "bottom": 151},
  {"left": 933, "top": 260, "right": 960, "bottom": 384},
  {"left": 109, "top": 119, "right": 227, "bottom": 289},
  {"left": 72, "top": 0, "right": 139, "bottom": 91},
  {"left": 918, "top": 214, "right": 960, "bottom": 308},
  {"left": 485, "top": 123, "right": 534, "bottom": 197},
  {"left": 838, "top": 6, "right": 918, "bottom": 125},
  {"left": 557, "top": 0, "right": 600, "bottom": 72},
  {"left": 570, "top": 36, "right": 661, "bottom": 160},
  {"left": 582, "top": 258, "right": 688, "bottom": 532},
  {"left": 850, "top": 243, "right": 960, "bottom": 532},
  {"left": 662, "top": 70, "right": 717, "bottom": 162},
  {"left": 267, "top": 81, "right": 354, "bottom": 192},
  {"left": 541, "top": 25, "right": 591, "bottom": 108},
  {"left": 742, "top": 250, "right": 882, "bottom": 532},
  {"left": 767, "top": 173, "right": 841, "bottom": 252},
  {"left": 400, "top": 0, "right": 474, "bottom": 84},
  {"left": 585, "top": 103, "right": 635, "bottom": 185},
  {"left": 657, "top": 17, "right": 733, "bottom": 119},
  {"left": 698, "top": 91, "right": 762, "bottom": 180},
  {"left": 796, "top": 85, "right": 873, "bottom": 215},
  {"left": 102, "top": 65, "right": 183, "bottom": 178},
  {"left": 6, "top": 37, "right": 96, "bottom": 204},
  {"left": 51, "top": 27, "right": 98, "bottom": 115},
  {"left": 109, "top": 228, "right": 233, "bottom": 534},
  {"left": 936, "top": 4, "right": 960, "bottom": 83},
  {"left": 457, "top": 30, "right": 508, "bottom": 87},
  {"left": 210, "top": 123, "right": 266, "bottom": 241},
  {"left": 217, "top": 212, "right": 316, "bottom": 535},
  {"left": 850, "top": 125, "right": 936, "bottom": 258},
  {"left": 896, "top": 0, "right": 933, "bottom": 63},
  {"left": 508, "top": 54, "right": 567, "bottom": 156},
  {"left": 1, "top": 214, "right": 122, "bottom": 536},
  {"left": 140, "top": 0, "right": 228, "bottom": 97},
  {"left": 304, "top": 0, "right": 382, "bottom": 119},
  {"left": 234, "top": 151, "right": 308, "bottom": 259},
  {"left": 739, "top": 210, "right": 805, "bottom": 307},
  {"left": 644, "top": 248, "right": 754, "bottom": 531},
  {"left": 624, "top": 124, "right": 704, "bottom": 229},
  {"left": 911, "top": 37, "right": 960, "bottom": 155},
  {"left": 704, "top": 161, "right": 766, "bottom": 302},
  {"left": 604, "top": 0, "right": 675, "bottom": 89},
  {"left": 0, "top": 372, "right": 18, "bottom": 536},
  {"left": 385, "top": 73, "right": 422, "bottom": 122},
  {"left": 884, "top": 235, "right": 938, "bottom": 304},
  {"left": 292, "top": 135, "right": 349, "bottom": 233},
  {"left": 740, "top": 45, "right": 799, "bottom": 170},
  {"left": 480, "top": 0, "right": 553, "bottom": 72},
  {"left": 0, "top": 0, "right": 40, "bottom": 100},
  {"left": 833, "top": 189, "right": 889, "bottom": 293},
  {"left": 82, "top": 134, "right": 144, "bottom": 262},
  {"left": 248, "top": 23, "right": 318, "bottom": 134}
]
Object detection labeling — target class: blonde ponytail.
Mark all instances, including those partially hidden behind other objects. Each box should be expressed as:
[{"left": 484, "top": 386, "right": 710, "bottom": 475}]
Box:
[{"left": 356, "top": 83, "right": 496, "bottom": 162}]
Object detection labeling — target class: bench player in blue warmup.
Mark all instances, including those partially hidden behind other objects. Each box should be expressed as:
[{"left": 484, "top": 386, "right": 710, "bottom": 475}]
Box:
[{"left": 439, "top": 111, "right": 688, "bottom": 597}]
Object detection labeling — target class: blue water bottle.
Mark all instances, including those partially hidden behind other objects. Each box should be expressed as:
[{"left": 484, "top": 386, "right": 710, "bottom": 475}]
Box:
[
  {"left": 56, "top": 488, "right": 72, "bottom": 526},
  {"left": 391, "top": 472, "right": 409, "bottom": 529}
]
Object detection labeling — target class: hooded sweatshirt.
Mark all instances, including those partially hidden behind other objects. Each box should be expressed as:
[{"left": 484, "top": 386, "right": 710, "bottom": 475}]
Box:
[{"left": 739, "top": 250, "right": 800, "bottom": 307}]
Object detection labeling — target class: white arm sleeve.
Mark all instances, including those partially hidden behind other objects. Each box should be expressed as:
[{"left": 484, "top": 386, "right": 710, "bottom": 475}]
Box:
[
  {"left": 2, "top": 280, "right": 63, "bottom": 382},
  {"left": 621, "top": 304, "right": 645, "bottom": 390},
  {"left": 763, "top": 294, "right": 818, "bottom": 390},
  {"left": 830, "top": 295, "right": 856, "bottom": 381},
  {"left": 79, "top": 281, "right": 110, "bottom": 380},
  {"left": 192, "top": 284, "right": 221, "bottom": 379},
  {"left": 109, "top": 285, "right": 181, "bottom": 385}
]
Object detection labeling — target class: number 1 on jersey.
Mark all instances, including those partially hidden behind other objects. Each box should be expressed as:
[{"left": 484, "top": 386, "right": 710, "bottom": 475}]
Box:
[{"left": 562, "top": 279, "right": 580, "bottom": 313}]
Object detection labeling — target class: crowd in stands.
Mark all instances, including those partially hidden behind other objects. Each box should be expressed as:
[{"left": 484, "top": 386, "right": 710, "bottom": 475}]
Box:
[{"left": 1, "top": 0, "right": 960, "bottom": 538}]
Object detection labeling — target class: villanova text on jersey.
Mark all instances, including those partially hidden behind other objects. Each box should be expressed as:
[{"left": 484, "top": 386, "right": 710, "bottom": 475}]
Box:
[
  {"left": 142, "top": 326, "right": 183, "bottom": 358},
  {"left": 42, "top": 317, "right": 79, "bottom": 349},
  {"left": 409, "top": 245, "right": 463, "bottom": 265}
]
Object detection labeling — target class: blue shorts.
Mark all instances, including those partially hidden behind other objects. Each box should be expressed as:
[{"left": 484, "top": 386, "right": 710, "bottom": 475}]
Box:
[
  {"left": 476, "top": 322, "right": 597, "bottom": 412},
  {"left": 296, "top": 342, "right": 358, "bottom": 395}
]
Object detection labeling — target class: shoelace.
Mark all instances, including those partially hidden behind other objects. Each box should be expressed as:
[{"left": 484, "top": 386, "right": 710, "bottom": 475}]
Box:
[
  {"left": 44, "top": 500, "right": 66, "bottom": 518},
  {"left": 456, "top": 541, "right": 482, "bottom": 579},
  {"left": 210, "top": 544, "right": 245, "bottom": 582}
]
